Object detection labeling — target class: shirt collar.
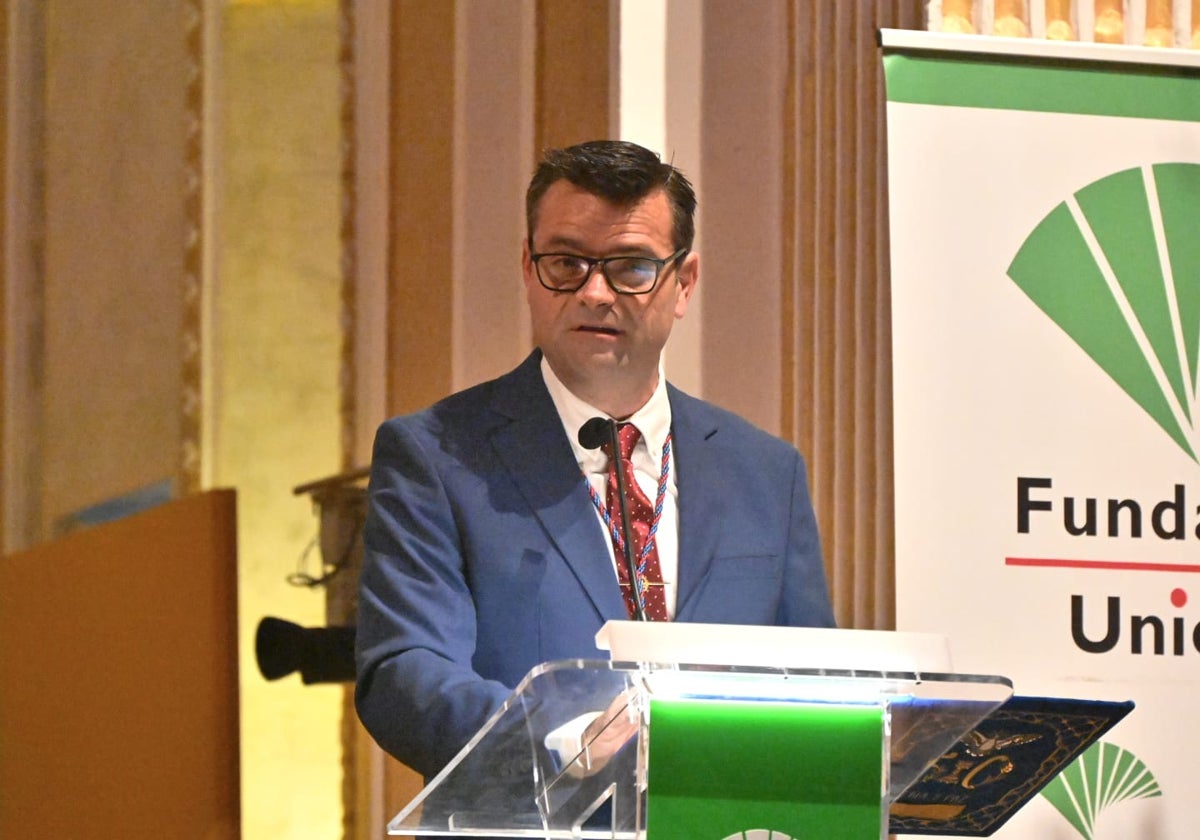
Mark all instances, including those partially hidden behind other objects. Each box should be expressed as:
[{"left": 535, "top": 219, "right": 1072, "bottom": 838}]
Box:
[{"left": 540, "top": 356, "right": 672, "bottom": 469}]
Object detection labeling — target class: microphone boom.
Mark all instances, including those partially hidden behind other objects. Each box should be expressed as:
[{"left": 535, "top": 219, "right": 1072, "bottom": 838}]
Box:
[{"left": 579, "top": 416, "right": 647, "bottom": 621}]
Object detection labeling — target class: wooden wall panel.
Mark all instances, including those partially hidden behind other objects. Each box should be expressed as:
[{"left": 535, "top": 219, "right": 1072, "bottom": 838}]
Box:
[
  {"left": 698, "top": 0, "right": 789, "bottom": 436},
  {"left": 0, "top": 0, "right": 8, "bottom": 554},
  {"left": 783, "top": 1, "right": 925, "bottom": 630},
  {"left": 535, "top": 0, "right": 613, "bottom": 154},
  {"left": 387, "top": 0, "right": 455, "bottom": 415}
]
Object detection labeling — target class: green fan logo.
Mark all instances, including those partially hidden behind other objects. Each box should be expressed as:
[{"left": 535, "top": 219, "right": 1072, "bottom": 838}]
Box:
[
  {"left": 1008, "top": 163, "right": 1200, "bottom": 462},
  {"left": 1040, "top": 741, "right": 1162, "bottom": 839}
]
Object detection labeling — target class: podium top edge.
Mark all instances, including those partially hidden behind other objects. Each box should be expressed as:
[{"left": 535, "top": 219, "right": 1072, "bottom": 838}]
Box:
[
  {"left": 595, "top": 621, "right": 957, "bottom": 674},
  {"left": 292, "top": 466, "right": 371, "bottom": 497}
]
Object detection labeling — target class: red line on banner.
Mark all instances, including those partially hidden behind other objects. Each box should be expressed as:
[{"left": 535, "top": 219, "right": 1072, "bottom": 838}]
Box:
[{"left": 1006, "top": 557, "right": 1200, "bottom": 573}]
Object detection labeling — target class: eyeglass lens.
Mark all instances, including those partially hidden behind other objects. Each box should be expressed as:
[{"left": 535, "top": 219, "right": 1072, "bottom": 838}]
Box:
[{"left": 538, "top": 255, "right": 660, "bottom": 293}]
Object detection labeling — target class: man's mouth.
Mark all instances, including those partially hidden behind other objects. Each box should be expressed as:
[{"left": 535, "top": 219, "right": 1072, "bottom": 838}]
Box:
[{"left": 575, "top": 325, "right": 621, "bottom": 336}]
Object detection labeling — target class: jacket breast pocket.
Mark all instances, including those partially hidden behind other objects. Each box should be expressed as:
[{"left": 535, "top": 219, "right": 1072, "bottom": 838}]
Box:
[
  {"left": 686, "top": 555, "right": 784, "bottom": 624},
  {"left": 708, "top": 554, "right": 782, "bottom": 581}
]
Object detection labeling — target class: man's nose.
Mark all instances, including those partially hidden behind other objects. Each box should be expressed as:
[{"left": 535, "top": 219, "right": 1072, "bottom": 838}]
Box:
[{"left": 576, "top": 266, "right": 616, "bottom": 304}]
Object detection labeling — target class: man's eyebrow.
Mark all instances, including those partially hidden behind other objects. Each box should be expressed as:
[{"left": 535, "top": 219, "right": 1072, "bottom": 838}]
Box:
[
  {"left": 538, "top": 235, "right": 657, "bottom": 257},
  {"left": 538, "top": 235, "right": 587, "bottom": 252}
]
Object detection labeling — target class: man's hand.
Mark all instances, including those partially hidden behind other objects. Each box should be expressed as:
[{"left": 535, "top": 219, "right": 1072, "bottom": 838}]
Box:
[{"left": 573, "top": 690, "right": 640, "bottom": 777}]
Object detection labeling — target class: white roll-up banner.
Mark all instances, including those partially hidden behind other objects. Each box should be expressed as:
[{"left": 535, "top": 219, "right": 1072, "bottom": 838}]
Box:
[{"left": 883, "top": 29, "right": 1200, "bottom": 840}]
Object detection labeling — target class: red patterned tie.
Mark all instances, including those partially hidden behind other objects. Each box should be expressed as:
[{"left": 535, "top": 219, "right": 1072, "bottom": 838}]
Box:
[{"left": 603, "top": 423, "right": 668, "bottom": 621}]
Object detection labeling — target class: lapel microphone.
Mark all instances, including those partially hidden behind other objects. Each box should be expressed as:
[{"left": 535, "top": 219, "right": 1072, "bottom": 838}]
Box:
[{"left": 579, "top": 417, "right": 647, "bottom": 621}]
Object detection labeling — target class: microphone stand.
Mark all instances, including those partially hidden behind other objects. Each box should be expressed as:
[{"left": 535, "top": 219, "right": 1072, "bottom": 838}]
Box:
[
  {"left": 606, "top": 420, "right": 647, "bottom": 621},
  {"left": 580, "top": 417, "right": 646, "bottom": 621}
]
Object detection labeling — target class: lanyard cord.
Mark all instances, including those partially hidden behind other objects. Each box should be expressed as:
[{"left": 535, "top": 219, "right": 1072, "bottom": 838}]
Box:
[{"left": 585, "top": 433, "right": 672, "bottom": 593}]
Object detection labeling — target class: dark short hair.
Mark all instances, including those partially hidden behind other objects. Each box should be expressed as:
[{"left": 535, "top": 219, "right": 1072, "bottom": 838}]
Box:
[{"left": 525, "top": 140, "right": 697, "bottom": 251}]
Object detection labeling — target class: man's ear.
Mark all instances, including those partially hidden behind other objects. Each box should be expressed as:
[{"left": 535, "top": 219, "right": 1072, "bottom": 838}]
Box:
[
  {"left": 521, "top": 239, "right": 536, "bottom": 292},
  {"left": 673, "top": 251, "right": 699, "bottom": 319}
]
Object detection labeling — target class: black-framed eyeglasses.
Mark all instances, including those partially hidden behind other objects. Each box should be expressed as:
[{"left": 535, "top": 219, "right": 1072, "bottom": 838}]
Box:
[{"left": 530, "top": 247, "right": 688, "bottom": 295}]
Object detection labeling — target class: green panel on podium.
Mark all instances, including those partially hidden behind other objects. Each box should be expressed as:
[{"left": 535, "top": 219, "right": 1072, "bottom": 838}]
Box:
[{"left": 647, "top": 699, "right": 884, "bottom": 839}]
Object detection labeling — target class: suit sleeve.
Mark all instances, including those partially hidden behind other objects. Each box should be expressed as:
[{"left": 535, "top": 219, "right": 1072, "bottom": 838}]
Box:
[
  {"left": 354, "top": 417, "right": 511, "bottom": 778},
  {"left": 780, "top": 450, "right": 837, "bottom": 628}
]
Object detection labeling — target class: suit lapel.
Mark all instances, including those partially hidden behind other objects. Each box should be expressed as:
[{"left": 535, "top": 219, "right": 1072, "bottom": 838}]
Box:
[
  {"left": 488, "top": 354, "right": 627, "bottom": 620},
  {"left": 668, "top": 387, "right": 723, "bottom": 618}
]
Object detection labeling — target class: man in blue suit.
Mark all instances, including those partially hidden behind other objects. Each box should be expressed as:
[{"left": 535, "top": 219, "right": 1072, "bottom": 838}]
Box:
[{"left": 355, "top": 140, "right": 835, "bottom": 780}]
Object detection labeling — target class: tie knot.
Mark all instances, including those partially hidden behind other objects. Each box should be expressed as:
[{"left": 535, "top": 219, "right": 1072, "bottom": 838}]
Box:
[{"left": 603, "top": 422, "right": 641, "bottom": 461}]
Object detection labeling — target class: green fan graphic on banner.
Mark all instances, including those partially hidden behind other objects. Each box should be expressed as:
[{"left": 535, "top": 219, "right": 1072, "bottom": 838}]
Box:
[
  {"left": 1007, "top": 163, "right": 1200, "bottom": 462},
  {"left": 1040, "top": 741, "right": 1162, "bottom": 839}
]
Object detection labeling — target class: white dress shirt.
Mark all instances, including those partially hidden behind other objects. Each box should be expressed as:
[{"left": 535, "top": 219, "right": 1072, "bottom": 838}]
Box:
[{"left": 540, "top": 356, "right": 679, "bottom": 619}]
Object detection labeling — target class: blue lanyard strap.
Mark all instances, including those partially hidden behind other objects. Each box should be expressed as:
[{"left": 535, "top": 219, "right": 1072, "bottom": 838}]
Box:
[{"left": 586, "top": 432, "right": 673, "bottom": 592}]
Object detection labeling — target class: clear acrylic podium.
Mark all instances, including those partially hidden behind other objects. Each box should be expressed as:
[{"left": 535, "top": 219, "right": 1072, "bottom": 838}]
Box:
[{"left": 388, "top": 623, "right": 1012, "bottom": 839}]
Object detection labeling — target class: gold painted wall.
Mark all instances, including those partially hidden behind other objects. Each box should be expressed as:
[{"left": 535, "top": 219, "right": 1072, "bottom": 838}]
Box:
[
  {"left": 41, "top": 0, "right": 187, "bottom": 534},
  {"left": 213, "top": 2, "right": 343, "bottom": 836}
]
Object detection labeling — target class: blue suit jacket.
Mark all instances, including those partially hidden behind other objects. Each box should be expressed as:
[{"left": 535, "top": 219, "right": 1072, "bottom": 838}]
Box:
[{"left": 355, "top": 351, "right": 835, "bottom": 777}]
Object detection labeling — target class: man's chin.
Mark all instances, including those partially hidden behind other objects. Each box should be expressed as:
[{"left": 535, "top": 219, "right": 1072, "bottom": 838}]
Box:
[
  {"left": 553, "top": 350, "right": 623, "bottom": 377},
  {"left": 544, "top": 348, "right": 628, "bottom": 384}
]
